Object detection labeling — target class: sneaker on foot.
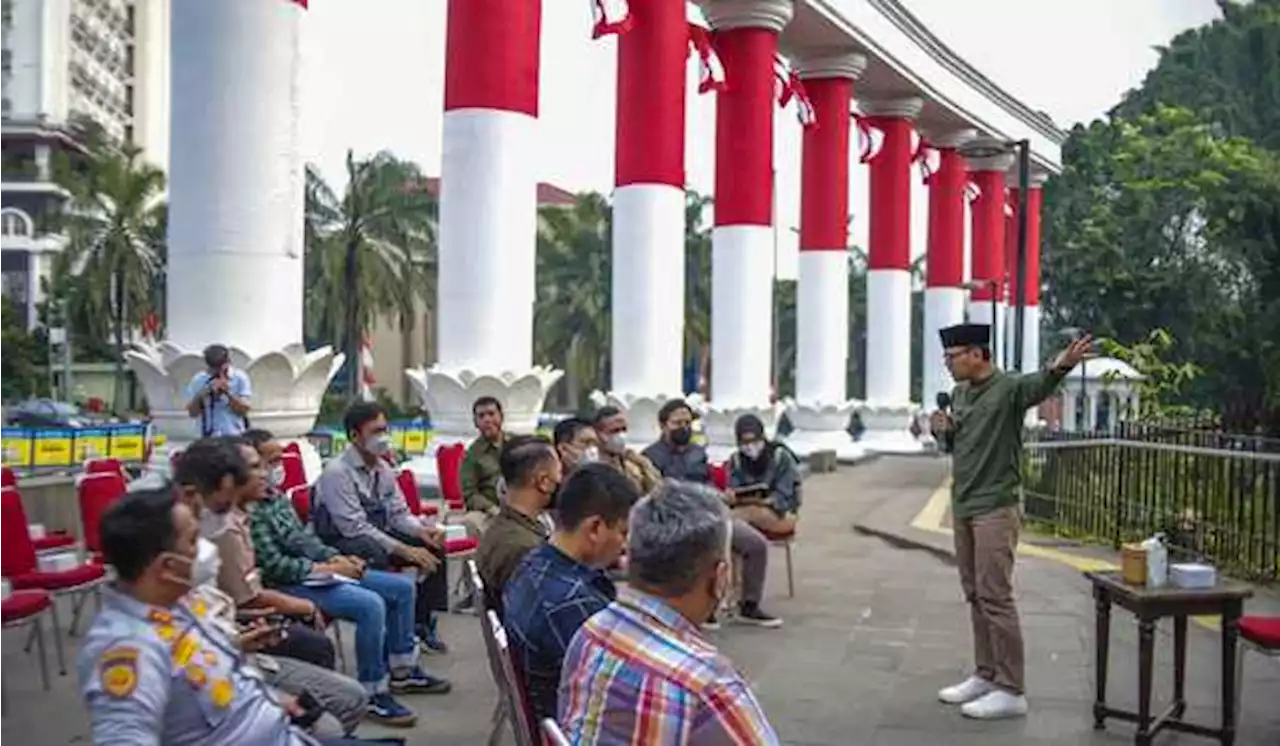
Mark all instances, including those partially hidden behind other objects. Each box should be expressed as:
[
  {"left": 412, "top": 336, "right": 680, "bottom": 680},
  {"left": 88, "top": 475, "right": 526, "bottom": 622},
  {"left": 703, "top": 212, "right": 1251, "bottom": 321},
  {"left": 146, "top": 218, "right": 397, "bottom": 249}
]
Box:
[
  {"left": 702, "top": 613, "right": 721, "bottom": 631},
  {"left": 735, "top": 603, "right": 783, "bottom": 628},
  {"left": 416, "top": 619, "right": 450, "bottom": 655},
  {"left": 938, "top": 675, "right": 996, "bottom": 705},
  {"left": 366, "top": 693, "right": 417, "bottom": 727},
  {"left": 960, "top": 689, "right": 1028, "bottom": 720},
  {"left": 390, "top": 666, "right": 452, "bottom": 695}
]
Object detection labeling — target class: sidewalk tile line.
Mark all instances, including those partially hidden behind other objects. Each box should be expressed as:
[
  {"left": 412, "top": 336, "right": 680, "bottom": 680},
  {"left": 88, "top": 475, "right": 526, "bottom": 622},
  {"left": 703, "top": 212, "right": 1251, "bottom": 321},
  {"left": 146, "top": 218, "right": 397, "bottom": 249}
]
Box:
[{"left": 911, "top": 478, "right": 1222, "bottom": 632}]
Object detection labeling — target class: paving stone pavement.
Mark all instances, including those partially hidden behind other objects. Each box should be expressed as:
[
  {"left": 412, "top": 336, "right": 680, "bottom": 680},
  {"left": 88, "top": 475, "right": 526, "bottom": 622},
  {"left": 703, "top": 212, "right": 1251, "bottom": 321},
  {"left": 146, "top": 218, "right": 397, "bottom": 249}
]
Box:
[{"left": 3, "top": 456, "right": 1278, "bottom": 744}]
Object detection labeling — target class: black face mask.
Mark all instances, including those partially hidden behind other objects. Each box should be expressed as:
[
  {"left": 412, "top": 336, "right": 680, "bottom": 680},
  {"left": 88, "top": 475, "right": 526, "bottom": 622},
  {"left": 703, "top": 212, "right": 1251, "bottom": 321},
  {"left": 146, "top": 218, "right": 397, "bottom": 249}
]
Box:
[{"left": 670, "top": 426, "right": 693, "bottom": 446}]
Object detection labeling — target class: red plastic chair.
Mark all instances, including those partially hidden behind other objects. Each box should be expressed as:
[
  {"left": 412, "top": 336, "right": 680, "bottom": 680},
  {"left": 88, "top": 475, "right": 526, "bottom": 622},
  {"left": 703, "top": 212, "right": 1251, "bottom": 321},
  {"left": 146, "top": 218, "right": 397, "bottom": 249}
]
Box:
[
  {"left": 279, "top": 451, "right": 307, "bottom": 493},
  {"left": 78, "top": 472, "right": 128, "bottom": 557},
  {"left": 396, "top": 469, "right": 438, "bottom": 518},
  {"left": 289, "top": 484, "right": 312, "bottom": 524},
  {"left": 1, "top": 589, "right": 61, "bottom": 701},
  {"left": 1, "top": 465, "right": 15, "bottom": 488},
  {"left": 436, "top": 443, "right": 467, "bottom": 513},
  {"left": 710, "top": 461, "right": 729, "bottom": 490},
  {"left": 2, "top": 488, "right": 107, "bottom": 647},
  {"left": 1, "top": 485, "right": 76, "bottom": 553},
  {"left": 83, "top": 458, "right": 128, "bottom": 479}
]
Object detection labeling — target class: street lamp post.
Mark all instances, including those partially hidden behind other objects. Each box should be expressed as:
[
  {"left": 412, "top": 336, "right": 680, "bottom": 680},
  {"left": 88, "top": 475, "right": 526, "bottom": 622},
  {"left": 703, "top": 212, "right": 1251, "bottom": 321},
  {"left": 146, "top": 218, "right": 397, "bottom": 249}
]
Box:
[{"left": 959, "top": 278, "right": 998, "bottom": 354}]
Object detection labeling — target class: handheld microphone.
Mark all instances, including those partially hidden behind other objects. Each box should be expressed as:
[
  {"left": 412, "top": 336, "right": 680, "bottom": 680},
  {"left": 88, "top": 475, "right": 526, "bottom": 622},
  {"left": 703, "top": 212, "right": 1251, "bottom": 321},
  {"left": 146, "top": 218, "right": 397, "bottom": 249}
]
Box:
[{"left": 936, "top": 392, "right": 952, "bottom": 412}]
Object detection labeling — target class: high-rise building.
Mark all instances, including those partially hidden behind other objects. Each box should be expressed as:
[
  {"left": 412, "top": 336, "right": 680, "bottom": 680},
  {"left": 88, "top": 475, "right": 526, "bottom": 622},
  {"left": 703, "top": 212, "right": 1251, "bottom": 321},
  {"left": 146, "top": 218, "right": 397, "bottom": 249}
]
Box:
[{"left": 1, "top": 0, "right": 168, "bottom": 329}]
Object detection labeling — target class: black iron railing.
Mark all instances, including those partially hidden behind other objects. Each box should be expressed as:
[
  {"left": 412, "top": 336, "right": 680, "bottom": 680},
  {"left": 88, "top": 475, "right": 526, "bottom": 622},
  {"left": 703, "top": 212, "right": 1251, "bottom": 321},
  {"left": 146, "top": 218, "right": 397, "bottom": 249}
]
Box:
[{"left": 1023, "top": 422, "right": 1280, "bottom": 582}]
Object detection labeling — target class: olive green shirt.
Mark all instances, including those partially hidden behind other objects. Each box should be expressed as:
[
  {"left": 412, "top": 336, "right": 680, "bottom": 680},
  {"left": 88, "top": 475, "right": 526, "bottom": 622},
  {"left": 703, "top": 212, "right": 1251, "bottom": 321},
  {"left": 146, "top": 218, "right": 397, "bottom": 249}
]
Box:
[
  {"left": 949, "top": 368, "right": 1066, "bottom": 520},
  {"left": 475, "top": 503, "right": 549, "bottom": 612},
  {"left": 461, "top": 433, "right": 508, "bottom": 512}
]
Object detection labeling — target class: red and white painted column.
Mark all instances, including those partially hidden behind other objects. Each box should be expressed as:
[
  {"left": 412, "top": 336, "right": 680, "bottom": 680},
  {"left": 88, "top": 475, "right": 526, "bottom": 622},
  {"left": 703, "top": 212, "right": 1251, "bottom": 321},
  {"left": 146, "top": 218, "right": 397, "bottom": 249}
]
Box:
[
  {"left": 860, "top": 97, "right": 923, "bottom": 450},
  {"left": 1007, "top": 172, "right": 1047, "bottom": 372},
  {"left": 786, "top": 52, "right": 867, "bottom": 459},
  {"left": 966, "top": 142, "right": 1015, "bottom": 338},
  {"left": 921, "top": 129, "right": 975, "bottom": 407},
  {"left": 700, "top": 0, "right": 793, "bottom": 445},
  {"left": 604, "top": 0, "right": 689, "bottom": 428},
  {"left": 405, "top": 0, "right": 562, "bottom": 472}
]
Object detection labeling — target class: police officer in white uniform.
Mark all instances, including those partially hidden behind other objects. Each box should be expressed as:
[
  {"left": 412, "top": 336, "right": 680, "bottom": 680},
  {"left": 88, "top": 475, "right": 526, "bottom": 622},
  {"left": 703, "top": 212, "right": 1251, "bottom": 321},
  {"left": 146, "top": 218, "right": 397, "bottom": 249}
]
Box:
[{"left": 77, "top": 486, "right": 392, "bottom": 746}]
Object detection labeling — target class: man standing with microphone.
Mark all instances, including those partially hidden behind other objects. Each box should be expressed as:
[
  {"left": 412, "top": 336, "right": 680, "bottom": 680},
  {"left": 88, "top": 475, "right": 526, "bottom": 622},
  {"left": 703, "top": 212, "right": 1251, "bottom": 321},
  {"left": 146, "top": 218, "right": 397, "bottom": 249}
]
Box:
[
  {"left": 930, "top": 323, "right": 1091, "bottom": 720},
  {"left": 185, "top": 344, "right": 253, "bottom": 437}
]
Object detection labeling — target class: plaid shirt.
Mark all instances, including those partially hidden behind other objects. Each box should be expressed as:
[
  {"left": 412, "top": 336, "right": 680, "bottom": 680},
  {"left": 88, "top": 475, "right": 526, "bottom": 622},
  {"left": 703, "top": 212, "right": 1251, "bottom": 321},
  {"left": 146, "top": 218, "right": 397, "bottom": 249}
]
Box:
[
  {"left": 559, "top": 587, "right": 779, "bottom": 746},
  {"left": 502, "top": 543, "right": 616, "bottom": 721},
  {"left": 249, "top": 491, "right": 339, "bottom": 587}
]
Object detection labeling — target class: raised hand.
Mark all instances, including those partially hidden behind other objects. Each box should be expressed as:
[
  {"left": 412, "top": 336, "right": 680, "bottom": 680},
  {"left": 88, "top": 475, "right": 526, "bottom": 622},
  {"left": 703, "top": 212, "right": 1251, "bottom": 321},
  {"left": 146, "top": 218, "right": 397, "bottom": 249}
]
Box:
[{"left": 1051, "top": 333, "right": 1093, "bottom": 372}]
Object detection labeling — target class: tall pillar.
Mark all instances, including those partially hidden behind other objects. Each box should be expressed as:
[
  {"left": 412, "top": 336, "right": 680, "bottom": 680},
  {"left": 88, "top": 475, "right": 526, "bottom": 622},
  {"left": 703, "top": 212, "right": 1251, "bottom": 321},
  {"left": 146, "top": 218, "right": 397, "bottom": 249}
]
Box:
[
  {"left": 921, "top": 129, "right": 975, "bottom": 408},
  {"left": 406, "top": 0, "right": 562, "bottom": 481},
  {"left": 1008, "top": 172, "right": 1047, "bottom": 373},
  {"left": 859, "top": 98, "right": 923, "bottom": 453},
  {"left": 699, "top": 0, "right": 792, "bottom": 456},
  {"left": 784, "top": 53, "right": 867, "bottom": 461},
  {"left": 127, "top": 0, "right": 340, "bottom": 477},
  {"left": 966, "top": 141, "right": 1015, "bottom": 341},
  {"left": 593, "top": 0, "right": 689, "bottom": 446}
]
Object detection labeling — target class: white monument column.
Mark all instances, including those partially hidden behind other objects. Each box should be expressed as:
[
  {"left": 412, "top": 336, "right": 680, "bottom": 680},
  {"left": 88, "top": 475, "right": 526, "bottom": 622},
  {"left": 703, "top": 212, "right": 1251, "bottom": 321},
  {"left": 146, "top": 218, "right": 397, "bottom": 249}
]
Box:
[
  {"left": 784, "top": 53, "right": 867, "bottom": 461},
  {"left": 405, "top": 0, "right": 562, "bottom": 485},
  {"left": 921, "top": 129, "right": 974, "bottom": 410},
  {"left": 127, "top": 0, "right": 341, "bottom": 478},
  {"left": 592, "top": 0, "right": 690, "bottom": 445},
  {"left": 698, "top": 0, "right": 794, "bottom": 457},
  {"left": 858, "top": 98, "right": 924, "bottom": 453}
]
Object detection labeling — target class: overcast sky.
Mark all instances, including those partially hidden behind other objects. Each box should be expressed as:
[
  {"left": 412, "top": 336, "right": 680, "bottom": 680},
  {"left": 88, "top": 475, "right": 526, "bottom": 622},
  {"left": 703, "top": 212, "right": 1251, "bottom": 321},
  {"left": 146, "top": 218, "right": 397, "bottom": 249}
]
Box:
[{"left": 301, "top": 0, "right": 1221, "bottom": 278}]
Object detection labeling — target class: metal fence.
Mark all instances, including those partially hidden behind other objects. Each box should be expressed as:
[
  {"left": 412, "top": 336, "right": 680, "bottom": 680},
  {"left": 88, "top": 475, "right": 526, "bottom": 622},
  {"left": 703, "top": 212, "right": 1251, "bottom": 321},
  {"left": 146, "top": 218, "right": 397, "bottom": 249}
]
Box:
[{"left": 1023, "top": 422, "right": 1280, "bottom": 582}]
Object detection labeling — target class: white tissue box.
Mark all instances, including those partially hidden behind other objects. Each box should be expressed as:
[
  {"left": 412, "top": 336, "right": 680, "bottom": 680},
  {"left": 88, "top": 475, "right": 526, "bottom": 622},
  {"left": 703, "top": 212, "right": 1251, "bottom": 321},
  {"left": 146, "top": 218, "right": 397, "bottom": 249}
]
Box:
[
  {"left": 442, "top": 524, "right": 468, "bottom": 543},
  {"left": 1170, "top": 563, "right": 1217, "bottom": 589},
  {"left": 37, "top": 551, "right": 80, "bottom": 573},
  {"left": 27, "top": 523, "right": 46, "bottom": 540},
  {"left": 1, "top": 579, "right": 11, "bottom": 599}
]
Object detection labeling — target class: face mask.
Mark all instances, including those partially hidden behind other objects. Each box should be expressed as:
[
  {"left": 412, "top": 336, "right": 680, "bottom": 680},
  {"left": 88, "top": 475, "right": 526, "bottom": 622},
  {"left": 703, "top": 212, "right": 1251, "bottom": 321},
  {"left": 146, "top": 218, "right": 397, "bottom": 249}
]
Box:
[
  {"left": 364, "top": 433, "right": 393, "bottom": 456},
  {"left": 579, "top": 445, "right": 599, "bottom": 464},
  {"left": 162, "top": 538, "right": 221, "bottom": 589},
  {"left": 670, "top": 426, "right": 693, "bottom": 446},
  {"left": 200, "top": 509, "right": 230, "bottom": 539},
  {"left": 267, "top": 465, "right": 285, "bottom": 488},
  {"left": 607, "top": 433, "right": 627, "bottom": 451},
  {"left": 740, "top": 441, "right": 765, "bottom": 460}
]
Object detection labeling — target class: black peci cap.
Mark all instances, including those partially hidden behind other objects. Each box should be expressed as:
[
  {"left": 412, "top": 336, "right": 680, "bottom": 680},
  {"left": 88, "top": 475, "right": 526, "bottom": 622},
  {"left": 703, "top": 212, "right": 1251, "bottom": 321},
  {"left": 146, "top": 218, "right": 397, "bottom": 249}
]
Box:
[{"left": 939, "top": 323, "right": 991, "bottom": 349}]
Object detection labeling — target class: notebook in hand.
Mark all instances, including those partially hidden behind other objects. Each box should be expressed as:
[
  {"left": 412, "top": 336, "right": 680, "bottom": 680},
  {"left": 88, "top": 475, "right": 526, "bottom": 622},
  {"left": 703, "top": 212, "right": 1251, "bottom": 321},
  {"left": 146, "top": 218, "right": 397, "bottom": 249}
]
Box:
[{"left": 302, "top": 572, "right": 357, "bottom": 587}]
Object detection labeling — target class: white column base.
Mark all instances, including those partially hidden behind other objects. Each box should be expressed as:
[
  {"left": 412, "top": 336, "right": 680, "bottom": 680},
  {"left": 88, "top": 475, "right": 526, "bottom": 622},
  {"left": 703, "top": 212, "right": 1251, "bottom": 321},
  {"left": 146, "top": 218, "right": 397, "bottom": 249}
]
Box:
[
  {"left": 856, "top": 403, "right": 925, "bottom": 455},
  {"left": 439, "top": 109, "right": 538, "bottom": 374},
  {"left": 589, "top": 391, "right": 700, "bottom": 449},
  {"left": 611, "top": 184, "right": 686, "bottom": 397},
  {"left": 402, "top": 366, "right": 562, "bottom": 488},
  {"left": 796, "top": 251, "right": 849, "bottom": 405},
  {"left": 125, "top": 341, "right": 343, "bottom": 482},
  {"left": 923, "top": 286, "right": 965, "bottom": 407},
  {"left": 1020, "top": 304, "right": 1041, "bottom": 373},
  {"left": 782, "top": 400, "right": 868, "bottom": 462},
  {"left": 866, "top": 268, "right": 912, "bottom": 405},
  {"left": 710, "top": 225, "right": 774, "bottom": 408},
  {"left": 699, "top": 403, "right": 782, "bottom": 463}
]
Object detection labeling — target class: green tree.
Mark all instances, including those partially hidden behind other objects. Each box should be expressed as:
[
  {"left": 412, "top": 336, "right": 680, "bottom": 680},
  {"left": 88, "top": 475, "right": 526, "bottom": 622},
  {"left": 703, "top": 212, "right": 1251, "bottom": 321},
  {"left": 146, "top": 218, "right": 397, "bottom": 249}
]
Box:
[
  {"left": 305, "top": 151, "right": 438, "bottom": 398},
  {"left": 683, "top": 190, "right": 713, "bottom": 391},
  {"left": 52, "top": 140, "right": 166, "bottom": 410},
  {"left": 1, "top": 297, "right": 49, "bottom": 400}
]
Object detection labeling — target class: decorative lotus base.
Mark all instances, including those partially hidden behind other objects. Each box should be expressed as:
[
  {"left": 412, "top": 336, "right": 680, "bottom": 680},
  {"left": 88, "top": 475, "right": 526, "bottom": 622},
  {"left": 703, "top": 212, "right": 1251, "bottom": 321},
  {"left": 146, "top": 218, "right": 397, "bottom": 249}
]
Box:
[
  {"left": 125, "top": 341, "right": 344, "bottom": 481},
  {"left": 403, "top": 366, "right": 563, "bottom": 489},
  {"left": 698, "top": 404, "right": 783, "bottom": 463},
  {"left": 782, "top": 400, "right": 870, "bottom": 463},
  {"left": 588, "top": 391, "right": 701, "bottom": 448},
  {"left": 856, "top": 402, "right": 926, "bottom": 455}
]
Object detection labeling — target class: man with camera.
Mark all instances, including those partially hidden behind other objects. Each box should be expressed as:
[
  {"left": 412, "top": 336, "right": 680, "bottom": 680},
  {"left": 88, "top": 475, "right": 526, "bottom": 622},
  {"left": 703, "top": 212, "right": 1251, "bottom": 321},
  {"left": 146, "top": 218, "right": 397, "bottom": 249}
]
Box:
[{"left": 186, "top": 344, "right": 253, "bottom": 437}]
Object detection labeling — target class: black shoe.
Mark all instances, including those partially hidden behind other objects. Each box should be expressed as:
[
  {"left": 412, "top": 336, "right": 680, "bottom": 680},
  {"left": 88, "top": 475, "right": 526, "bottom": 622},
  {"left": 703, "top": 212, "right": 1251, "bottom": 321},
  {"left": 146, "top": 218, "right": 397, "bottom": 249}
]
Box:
[
  {"left": 702, "top": 613, "right": 721, "bottom": 631},
  {"left": 390, "top": 666, "right": 453, "bottom": 695},
  {"left": 736, "top": 602, "right": 783, "bottom": 628}
]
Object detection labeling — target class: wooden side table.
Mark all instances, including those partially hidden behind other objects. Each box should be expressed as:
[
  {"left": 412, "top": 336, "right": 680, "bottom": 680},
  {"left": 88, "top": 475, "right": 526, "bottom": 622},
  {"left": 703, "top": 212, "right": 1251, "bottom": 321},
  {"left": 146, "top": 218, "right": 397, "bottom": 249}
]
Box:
[{"left": 1085, "top": 571, "right": 1254, "bottom": 746}]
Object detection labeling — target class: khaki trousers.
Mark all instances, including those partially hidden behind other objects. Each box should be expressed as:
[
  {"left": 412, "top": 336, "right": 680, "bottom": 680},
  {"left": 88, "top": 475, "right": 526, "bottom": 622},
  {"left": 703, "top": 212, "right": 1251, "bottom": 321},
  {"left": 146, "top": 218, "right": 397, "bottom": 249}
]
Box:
[
  {"left": 732, "top": 504, "right": 798, "bottom": 537},
  {"left": 953, "top": 504, "right": 1025, "bottom": 694}
]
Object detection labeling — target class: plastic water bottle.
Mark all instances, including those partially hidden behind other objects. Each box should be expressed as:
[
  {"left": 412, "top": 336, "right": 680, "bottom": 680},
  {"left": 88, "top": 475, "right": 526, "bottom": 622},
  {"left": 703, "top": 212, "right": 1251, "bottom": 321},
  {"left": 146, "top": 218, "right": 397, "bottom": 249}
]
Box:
[{"left": 1142, "top": 533, "right": 1168, "bottom": 589}]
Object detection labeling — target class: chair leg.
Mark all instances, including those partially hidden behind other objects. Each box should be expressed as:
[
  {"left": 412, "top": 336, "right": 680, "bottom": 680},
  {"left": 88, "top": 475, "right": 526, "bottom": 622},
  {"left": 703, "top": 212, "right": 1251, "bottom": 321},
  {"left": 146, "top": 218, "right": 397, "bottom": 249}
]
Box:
[
  {"left": 487, "top": 701, "right": 508, "bottom": 746},
  {"left": 33, "top": 618, "right": 51, "bottom": 692},
  {"left": 69, "top": 591, "right": 87, "bottom": 637},
  {"left": 48, "top": 599, "right": 67, "bottom": 675},
  {"left": 22, "top": 624, "right": 35, "bottom": 654},
  {"left": 51, "top": 606, "right": 67, "bottom": 676},
  {"left": 331, "top": 623, "right": 348, "bottom": 674},
  {"left": 785, "top": 543, "right": 795, "bottom": 599}
]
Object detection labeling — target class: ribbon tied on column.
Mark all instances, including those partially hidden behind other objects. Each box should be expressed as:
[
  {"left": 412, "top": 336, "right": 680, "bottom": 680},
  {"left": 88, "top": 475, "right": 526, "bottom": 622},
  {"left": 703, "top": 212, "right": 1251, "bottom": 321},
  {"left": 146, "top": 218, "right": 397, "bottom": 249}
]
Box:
[
  {"left": 913, "top": 136, "right": 940, "bottom": 185},
  {"left": 589, "top": 0, "right": 633, "bottom": 39},
  {"left": 686, "top": 8, "right": 726, "bottom": 94},
  {"left": 851, "top": 111, "right": 885, "bottom": 164},
  {"left": 964, "top": 179, "right": 982, "bottom": 204},
  {"left": 773, "top": 57, "right": 816, "bottom": 128}
]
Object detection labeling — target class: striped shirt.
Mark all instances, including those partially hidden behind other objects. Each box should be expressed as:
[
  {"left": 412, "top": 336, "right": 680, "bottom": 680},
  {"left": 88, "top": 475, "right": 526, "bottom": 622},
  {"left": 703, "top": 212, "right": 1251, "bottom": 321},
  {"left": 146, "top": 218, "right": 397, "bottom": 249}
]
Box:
[{"left": 559, "top": 588, "right": 778, "bottom": 745}]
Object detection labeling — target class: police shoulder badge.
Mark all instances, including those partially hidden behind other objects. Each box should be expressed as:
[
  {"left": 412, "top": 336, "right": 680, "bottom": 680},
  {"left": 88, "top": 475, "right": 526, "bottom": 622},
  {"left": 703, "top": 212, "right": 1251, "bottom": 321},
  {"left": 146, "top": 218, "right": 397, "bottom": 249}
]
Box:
[{"left": 99, "top": 646, "right": 140, "bottom": 699}]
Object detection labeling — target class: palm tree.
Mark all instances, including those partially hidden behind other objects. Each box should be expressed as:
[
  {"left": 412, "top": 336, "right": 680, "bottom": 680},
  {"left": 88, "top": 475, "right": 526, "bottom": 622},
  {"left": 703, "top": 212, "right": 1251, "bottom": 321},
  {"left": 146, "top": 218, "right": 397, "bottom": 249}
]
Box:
[
  {"left": 534, "top": 192, "right": 612, "bottom": 410},
  {"left": 684, "top": 190, "right": 713, "bottom": 393},
  {"left": 305, "top": 151, "right": 438, "bottom": 398},
  {"left": 54, "top": 139, "right": 166, "bottom": 410}
]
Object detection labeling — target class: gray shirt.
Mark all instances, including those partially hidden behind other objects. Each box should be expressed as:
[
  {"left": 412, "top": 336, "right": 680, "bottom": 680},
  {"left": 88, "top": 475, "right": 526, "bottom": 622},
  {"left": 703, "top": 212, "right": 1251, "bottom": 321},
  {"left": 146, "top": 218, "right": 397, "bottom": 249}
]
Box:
[
  {"left": 77, "top": 585, "right": 313, "bottom": 746},
  {"left": 312, "top": 446, "right": 421, "bottom": 550},
  {"left": 642, "top": 440, "right": 712, "bottom": 484}
]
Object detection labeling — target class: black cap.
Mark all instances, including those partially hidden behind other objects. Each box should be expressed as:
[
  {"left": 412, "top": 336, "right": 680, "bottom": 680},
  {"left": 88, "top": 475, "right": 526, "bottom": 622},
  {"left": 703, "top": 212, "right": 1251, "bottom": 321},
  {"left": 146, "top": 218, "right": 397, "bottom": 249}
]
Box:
[{"left": 939, "top": 323, "right": 990, "bottom": 349}]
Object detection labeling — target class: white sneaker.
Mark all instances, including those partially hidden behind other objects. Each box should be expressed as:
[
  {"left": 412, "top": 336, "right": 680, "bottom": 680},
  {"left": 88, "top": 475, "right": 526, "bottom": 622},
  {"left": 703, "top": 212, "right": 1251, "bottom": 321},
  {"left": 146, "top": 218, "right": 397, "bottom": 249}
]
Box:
[
  {"left": 938, "top": 675, "right": 995, "bottom": 704},
  {"left": 960, "top": 690, "right": 1028, "bottom": 720}
]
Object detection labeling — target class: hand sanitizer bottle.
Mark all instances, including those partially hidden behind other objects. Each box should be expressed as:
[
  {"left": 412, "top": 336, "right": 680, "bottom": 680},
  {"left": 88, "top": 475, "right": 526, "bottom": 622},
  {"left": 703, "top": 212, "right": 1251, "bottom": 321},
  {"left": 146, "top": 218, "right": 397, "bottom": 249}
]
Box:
[{"left": 1143, "top": 533, "right": 1168, "bottom": 589}]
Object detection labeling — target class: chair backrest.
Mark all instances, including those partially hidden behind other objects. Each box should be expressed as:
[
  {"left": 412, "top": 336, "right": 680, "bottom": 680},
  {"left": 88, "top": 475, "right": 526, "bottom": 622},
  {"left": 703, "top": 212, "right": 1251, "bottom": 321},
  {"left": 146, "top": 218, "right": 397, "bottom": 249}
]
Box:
[
  {"left": 541, "top": 719, "right": 571, "bottom": 746},
  {"left": 84, "top": 458, "right": 128, "bottom": 479},
  {"left": 1, "top": 465, "right": 15, "bottom": 488},
  {"left": 436, "top": 443, "right": 467, "bottom": 509},
  {"left": 288, "top": 484, "right": 312, "bottom": 525},
  {"left": 487, "top": 609, "right": 538, "bottom": 746},
  {"left": 397, "top": 469, "right": 422, "bottom": 515},
  {"left": 279, "top": 451, "right": 307, "bottom": 492},
  {"left": 78, "top": 472, "right": 128, "bottom": 553},
  {"left": 710, "top": 461, "right": 729, "bottom": 490},
  {"left": 1, "top": 486, "right": 39, "bottom": 577}
]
